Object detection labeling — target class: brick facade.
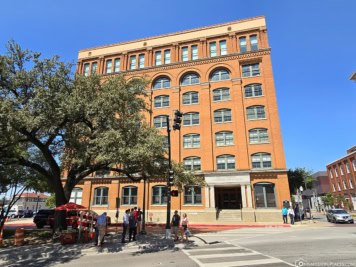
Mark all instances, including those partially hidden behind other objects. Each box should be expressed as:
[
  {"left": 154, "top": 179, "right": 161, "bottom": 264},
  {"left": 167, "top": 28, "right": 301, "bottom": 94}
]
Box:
[{"left": 69, "top": 16, "right": 290, "bottom": 223}]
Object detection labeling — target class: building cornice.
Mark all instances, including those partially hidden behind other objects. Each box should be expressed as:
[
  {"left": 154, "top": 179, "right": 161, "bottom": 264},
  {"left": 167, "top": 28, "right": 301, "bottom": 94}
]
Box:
[{"left": 326, "top": 151, "right": 356, "bottom": 167}]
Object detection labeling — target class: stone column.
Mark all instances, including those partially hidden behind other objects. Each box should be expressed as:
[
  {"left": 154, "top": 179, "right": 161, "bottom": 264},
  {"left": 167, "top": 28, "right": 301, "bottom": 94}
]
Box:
[
  {"left": 246, "top": 184, "right": 253, "bottom": 208},
  {"left": 210, "top": 186, "right": 215, "bottom": 208},
  {"left": 241, "top": 185, "right": 247, "bottom": 208},
  {"left": 205, "top": 187, "right": 210, "bottom": 208}
]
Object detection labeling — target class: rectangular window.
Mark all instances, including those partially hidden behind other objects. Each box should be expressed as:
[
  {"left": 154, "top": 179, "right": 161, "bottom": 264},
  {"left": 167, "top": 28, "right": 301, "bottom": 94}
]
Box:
[
  {"left": 239, "top": 37, "right": 247, "bottom": 52},
  {"left": 83, "top": 63, "right": 90, "bottom": 76},
  {"left": 340, "top": 165, "right": 344, "bottom": 175},
  {"left": 329, "top": 169, "right": 333, "bottom": 178},
  {"left": 139, "top": 54, "right": 145, "bottom": 68},
  {"left": 219, "top": 40, "right": 227, "bottom": 55},
  {"left": 130, "top": 56, "right": 136, "bottom": 70},
  {"left": 209, "top": 42, "right": 216, "bottom": 57},
  {"left": 338, "top": 182, "right": 341, "bottom": 191},
  {"left": 334, "top": 167, "right": 338, "bottom": 177},
  {"left": 182, "top": 47, "right": 188, "bottom": 62},
  {"left": 343, "top": 180, "right": 347, "bottom": 190},
  {"left": 183, "top": 134, "right": 200, "bottom": 148},
  {"left": 91, "top": 62, "right": 97, "bottom": 74},
  {"left": 250, "top": 35, "right": 258, "bottom": 51},
  {"left": 155, "top": 51, "right": 162, "bottom": 66},
  {"left": 352, "top": 160, "right": 356, "bottom": 171},
  {"left": 164, "top": 50, "right": 171, "bottom": 64},
  {"left": 349, "top": 179, "right": 354, "bottom": 189},
  {"left": 114, "top": 58, "right": 120, "bottom": 72},
  {"left": 184, "top": 186, "right": 202, "bottom": 205},
  {"left": 242, "top": 63, "right": 260, "bottom": 77},
  {"left": 332, "top": 184, "right": 336, "bottom": 192},
  {"left": 106, "top": 60, "right": 112, "bottom": 74},
  {"left": 346, "top": 162, "right": 350, "bottom": 173},
  {"left": 191, "top": 45, "right": 198, "bottom": 60}
]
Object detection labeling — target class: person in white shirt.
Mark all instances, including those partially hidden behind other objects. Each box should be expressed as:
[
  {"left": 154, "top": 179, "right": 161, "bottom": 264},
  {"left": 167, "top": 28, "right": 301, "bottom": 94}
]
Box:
[
  {"left": 121, "top": 209, "right": 129, "bottom": 243},
  {"left": 288, "top": 207, "right": 295, "bottom": 225}
]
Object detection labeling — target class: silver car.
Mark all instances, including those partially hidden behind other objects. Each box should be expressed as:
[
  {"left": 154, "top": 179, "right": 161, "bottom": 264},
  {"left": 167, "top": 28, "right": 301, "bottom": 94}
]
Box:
[{"left": 326, "top": 209, "right": 354, "bottom": 224}]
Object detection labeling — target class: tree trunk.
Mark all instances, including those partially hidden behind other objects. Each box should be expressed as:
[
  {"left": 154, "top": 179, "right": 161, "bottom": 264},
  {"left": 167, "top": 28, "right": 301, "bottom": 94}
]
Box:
[{"left": 53, "top": 185, "right": 68, "bottom": 233}]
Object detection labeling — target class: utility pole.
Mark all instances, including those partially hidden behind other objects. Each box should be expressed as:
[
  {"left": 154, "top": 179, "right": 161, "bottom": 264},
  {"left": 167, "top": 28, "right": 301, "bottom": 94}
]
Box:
[{"left": 165, "top": 110, "right": 183, "bottom": 239}]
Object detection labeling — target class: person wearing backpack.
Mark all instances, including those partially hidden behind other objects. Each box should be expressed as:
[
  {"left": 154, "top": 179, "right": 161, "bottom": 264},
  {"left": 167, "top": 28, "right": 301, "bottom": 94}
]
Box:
[{"left": 128, "top": 211, "right": 137, "bottom": 242}]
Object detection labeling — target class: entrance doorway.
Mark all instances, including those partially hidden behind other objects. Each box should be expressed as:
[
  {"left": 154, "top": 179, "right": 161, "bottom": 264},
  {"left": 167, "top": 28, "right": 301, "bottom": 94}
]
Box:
[{"left": 215, "top": 187, "right": 242, "bottom": 209}]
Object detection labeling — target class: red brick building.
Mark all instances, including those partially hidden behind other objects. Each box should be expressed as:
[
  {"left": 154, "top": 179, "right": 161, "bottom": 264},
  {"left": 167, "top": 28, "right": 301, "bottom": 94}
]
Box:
[
  {"left": 326, "top": 146, "right": 356, "bottom": 210},
  {"left": 70, "top": 16, "right": 290, "bottom": 223}
]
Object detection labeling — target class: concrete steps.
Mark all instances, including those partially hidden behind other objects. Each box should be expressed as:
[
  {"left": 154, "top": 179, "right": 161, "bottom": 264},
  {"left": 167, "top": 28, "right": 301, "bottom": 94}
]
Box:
[{"left": 217, "top": 210, "right": 242, "bottom": 222}]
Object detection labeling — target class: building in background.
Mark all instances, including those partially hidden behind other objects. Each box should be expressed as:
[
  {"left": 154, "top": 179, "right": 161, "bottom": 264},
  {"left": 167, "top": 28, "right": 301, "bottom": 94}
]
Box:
[
  {"left": 326, "top": 146, "right": 356, "bottom": 210},
  {"left": 15, "top": 193, "right": 50, "bottom": 211},
  {"left": 69, "top": 16, "right": 290, "bottom": 223}
]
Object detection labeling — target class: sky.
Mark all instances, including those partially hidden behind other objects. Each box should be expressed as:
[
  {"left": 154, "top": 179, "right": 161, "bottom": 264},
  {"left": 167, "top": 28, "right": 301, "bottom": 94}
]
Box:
[{"left": 1, "top": 0, "right": 355, "bottom": 173}]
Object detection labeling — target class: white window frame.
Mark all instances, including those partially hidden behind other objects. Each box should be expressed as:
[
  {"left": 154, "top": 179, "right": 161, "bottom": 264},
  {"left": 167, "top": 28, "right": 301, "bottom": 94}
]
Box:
[
  {"left": 182, "top": 91, "right": 199, "bottom": 105},
  {"left": 183, "top": 134, "right": 200, "bottom": 148},
  {"left": 343, "top": 180, "right": 347, "bottom": 190},
  {"left": 214, "top": 109, "right": 232, "bottom": 123},
  {"left": 244, "top": 84, "right": 263, "bottom": 98},
  {"left": 153, "top": 115, "right": 168, "bottom": 128},
  {"left": 93, "top": 187, "right": 108, "bottom": 206},
  {"left": 130, "top": 56, "right": 136, "bottom": 70},
  {"left": 183, "top": 112, "right": 200, "bottom": 126},
  {"left": 210, "top": 69, "right": 230, "bottom": 82},
  {"left": 249, "top": 128, "right": 269, "bottom": 144},
  {"left": 334, "top": 167, "right": 338, "bottom": 177},
  {"left": 337, "top": 182, "right": 341, "bottom": 191},
  {"left": 182, "top": 47, "right": 188, "bottom": 62},
  {"left": 114, "top": 58, "right": 120, "bottom": 72},
  {"left": 346, "top": 162, "right": 350, "bottom": 174},
  {"left": 329, "top": 169, "right": 334, "bottom": 178},
  {"left": 219, "top": 40, "right": 227, "bottom": 55},
  {"left": 332, "top": 183, "right": 336, "bottom": 192},
  {"left": 250, "top": 35, "right": 258, "bottom": 51},
  {"left": 216, "top": 155, "right": 235, "bottom": 170},
  {"left": 153, "top": 77, "right": 171, "bottom": 89},
  {"left": 106, "top": 59, "right": 112, "bottom": 74},
  {"left": 91, "top": 62, "right": 97, "bottom": 74},
  {"left": 349, "top": 179, "right": 354, "bottom": 189},
  {"left": 215, "top": 131, "right": 234, "bottom": 146},
  {"left": 251, "top": 153, "right": 272, "bottom": 169},
  {"left": 246, "top": 106, "right": 266, "bottom": 120},
  {"left": 70, "top": 188, "right": 83, "bottom": 205},
  {"left": 139, "top": 54, "right": 145, "bottom": 68},
  {"left": 155, "top": 51, "right": 162, "bottom": 66},
  {"left": 164, "top": 50, "right": 171, "bottom": 64},
  {"left": 352, "top": 160, "right": 356, "bottom": 171},
  {"left": 191, "top": 45, "right": 198, "bottom": 60},
  {"left": 242, "top": 63, "right": 260, "bottom": 78},
  {"left": 209, "top": 42, "right": 217, "bottom": 57},
  {"left": 154, "top": 95, "right": 169, "bottom": 108},
  {"left": 340, "top": 165, "right": 344, "bottom": 175},
  {"left": 83, "top": 63, "right": 90, "bottom": 76},
  {"left": 213, "top": 88, "right": 230, "bottom": 101},
  {"left": 181, "top": 73, "right": 200, "bottom": 86},
  {"left": 183, "top": 157, "right": 201, "bottom": 171},
  {"left": 184, "top": 185, "right": 202, "bottom": 205},
  {"left": 152, "top": 185, "right": 168, "bottom": 205},
  {"left": 121, "top": 186, "right": 138, "bottom": 206},
  {"left": 239, "top": 36, "right": 247, "bottom": 52}
]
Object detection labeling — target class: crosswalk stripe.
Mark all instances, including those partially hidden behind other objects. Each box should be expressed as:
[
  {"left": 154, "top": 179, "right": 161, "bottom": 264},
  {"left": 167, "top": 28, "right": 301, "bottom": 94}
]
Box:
[
  {"left": 184, "top": 247, "right": 238, "bottom": 253},
  {"left": 198, "top": 258, "right": 283, "bottom": 267},
  {"left": 191, "top": 251, "right": 259, "bottom": 259}
]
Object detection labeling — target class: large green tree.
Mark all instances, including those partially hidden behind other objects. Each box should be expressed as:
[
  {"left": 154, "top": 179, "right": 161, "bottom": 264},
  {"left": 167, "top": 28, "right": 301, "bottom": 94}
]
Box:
[
  {"left": 0, "top": 41, "right": 202, "bottom": 230},
  {"left": 288, "top": 168, "right": 316, "bottom": 194}
]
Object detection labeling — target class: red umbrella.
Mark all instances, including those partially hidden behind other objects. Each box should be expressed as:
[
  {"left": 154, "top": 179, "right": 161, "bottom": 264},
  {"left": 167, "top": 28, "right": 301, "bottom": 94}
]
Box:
[{"left": 55, "top": 202, "right": 87, "bottom": 211}]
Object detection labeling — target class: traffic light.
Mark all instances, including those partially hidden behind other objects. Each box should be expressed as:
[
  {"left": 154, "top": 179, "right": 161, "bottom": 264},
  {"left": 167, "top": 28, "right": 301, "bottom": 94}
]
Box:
[
  {"left": 168, "top": 170, "right": 174, "bottom": 186},
  {"left": 171, "top": 190, "right": 179, "bottom": 197},
  {"left": 173, "top": 110, "right": 183, "bottom": 131}
]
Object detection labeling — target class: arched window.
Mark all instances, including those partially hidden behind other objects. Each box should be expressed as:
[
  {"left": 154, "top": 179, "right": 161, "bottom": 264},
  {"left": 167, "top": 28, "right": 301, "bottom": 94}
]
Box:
[
  {"left": 183, "top": 134, "right": 200, "bottom": 148},
  {"left": 246, "top": 106, "right": 266, "bottom": 120},
  {"left": 251, "top": 153, "right": 272, "bottom": 169},
  {"left": 122, "top": 186, "right": 138, "bottom": 205},
  {"left": 216, "top": 155, "right": 235, "bottom": 170},
  {"left": 182, "top": 91, "right": 199, "bottom": 105},
  {"left": 153, "top": 77, "right": 171, "bottom": 89},
  {"left": 183, "top": 112, "right": 199, "bottom": 126},
  {"left": 183, "top": 157, "right": 201, "bottom": 171},
  {"left": 70, "top": 188, "right": 83, "bottom": 205},
  {"left": 215, "top": 131, "right": 234, "bottom": 146},
  {"left": 213, "top": 88, "right": 230, "bottom": 101},
  {"left": 154, "top": 95, "right": 169, "bottom": 108},
  {"left": 181, "top": 73, "right": 200, "bottom": 86},
  {"left": 254, "top": 183, "right": 276, "bottom": 208},
  {"left": 184, "top": 185, "right": 202, "bottom": 205},
  {"left": 249, "top": 128, "right": 269, "bottom": 144},
  {"left": 245, "top": 84, "right": 263, "bottom": 98},
  {"left": 210, "top": 69, "right": 230, "bottom": 81},
  {"left": 93, "top": 187, "right": 108, "bottom": 206},
  {"left": 152, "top": 185, "right": 168, "bottom": 205},
  {"left": 154, "top": 115, "right": 168, "bottom": 128},
  {"left": 214, "top": 109, "right": 232, "bottom": 123}
]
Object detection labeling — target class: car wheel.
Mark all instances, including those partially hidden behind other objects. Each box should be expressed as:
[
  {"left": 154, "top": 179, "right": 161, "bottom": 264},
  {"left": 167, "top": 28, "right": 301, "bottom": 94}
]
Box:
[
  {"left": 36, "top": 223, "right": 44, "bottom": 229},
  {"left": 327, "top": 217, "right": 330, "bottom": 222},
  {"left": 333, "top": 218, "right": 337, "bottom": 223}
]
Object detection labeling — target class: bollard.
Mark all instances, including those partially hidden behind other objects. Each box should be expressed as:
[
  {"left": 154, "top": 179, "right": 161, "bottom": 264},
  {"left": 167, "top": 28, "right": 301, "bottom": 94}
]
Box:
[{"left": 14, "top": 228, "right": 24, "bottom": 246}]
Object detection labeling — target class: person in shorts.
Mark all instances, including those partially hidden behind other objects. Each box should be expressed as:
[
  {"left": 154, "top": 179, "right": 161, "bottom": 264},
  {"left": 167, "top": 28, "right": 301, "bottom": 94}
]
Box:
[
  {"left": 171, "top": 210, "right": 180, "bottom": 241},
  {"left": 181, "top": 213, "right": 189, "bottom": 242}
]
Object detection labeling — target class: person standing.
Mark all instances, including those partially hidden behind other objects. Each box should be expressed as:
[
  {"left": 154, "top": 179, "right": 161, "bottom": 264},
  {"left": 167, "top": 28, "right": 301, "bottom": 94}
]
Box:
[
  {"left": 288, "top": 206, "right": 295, "bottom": 225},
  {"left": 137, "top": 208, "right": 142, "bottom": 233},
  {"left": 171, "top": 210, "right": 180, "bottom": 241},
  {"left": 181, "top": 213, "right": 189, "bottom": 242},
  {"left": 282, "top": 207, "right": 288, "bottom": 224},
  {"left": 128, "top": 211, "right": 137, "bottom": 242},
  {"left": 121, "top": 209, "right": 129, "bottom": 243},
  {"left": 97, "top": 212, "right": 107, "bottom": 247}
]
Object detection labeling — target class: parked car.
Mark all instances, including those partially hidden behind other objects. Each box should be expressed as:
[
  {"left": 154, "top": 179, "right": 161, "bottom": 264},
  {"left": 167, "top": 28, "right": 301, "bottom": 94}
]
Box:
[
  {"left": 3, "top": 205, "right": 24, "bottom": 218},
  {"left": 326, "top": 209, "right": 354, "bottom": 224},
  {"left": 24, "top": 210, "right": 34, "bottom": 218},
  {"left": 33, "top": 209, "right": 55, "bottom": 228},
  {"left": 48, "top": 210, "right": 109, "bottom": 229}
]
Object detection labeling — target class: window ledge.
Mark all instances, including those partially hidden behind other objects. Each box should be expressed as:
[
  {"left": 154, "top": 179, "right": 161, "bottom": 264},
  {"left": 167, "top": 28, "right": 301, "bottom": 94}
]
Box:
[
  {"left": 183, "top": 147, "right": 201, "bottom": 149},
  {"left": 183, "top": 124, "right": 200, "bottom": 127},
  {"left": 182, "top": 103, "right": 200, "bottom": 106},
  {"left": 154, "top": 106, "right": 170, "bottom": 109},
  {"left": 210, "top": 79, "right": 231, "bottom": 83},
  {"left": 249, "top": 142, "right": 270, "bottom": 145},
  {"left": 121, "top": 204, "right": 138, "bottom": 206},
  {"left": 251, "top": 167, "right": 273, "bottom": 170},
  {"left": 151, "top": 204, "right": 168, "bottom": 207},
  {"left": 212, "top": 99, "right": 232, "bottom": 103},
  {"left": 247, "top": 118, "right": 267, "bottom": 121},
  {"left": 216, "top": 144, "right": 235, "bottom": 147},
  {"left": 152, "top": 87, "right": 171, "bottom": 90},
  {"left": 92, "top": 205, "right": 108, "bottom": 207},
  {"left": 245, "top": 95, "right": 264, "bottom": 99},
  {"left": 242, "top": 75, "right": 262, "bottom": 79},
  {"left": 214, "top": 121, "right": 233, "bottom": 124},
  {"left": 183, "top": 204, "right": 203, "bottom": 207},
  {"left": 180, "top": 83, "right": 200, "bottom": 87}
]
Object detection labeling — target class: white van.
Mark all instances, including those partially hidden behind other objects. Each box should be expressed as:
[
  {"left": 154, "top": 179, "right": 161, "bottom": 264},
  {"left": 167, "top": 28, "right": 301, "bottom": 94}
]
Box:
[{"left": 3, "top": 205, "right": 24, "bottom": 218}]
